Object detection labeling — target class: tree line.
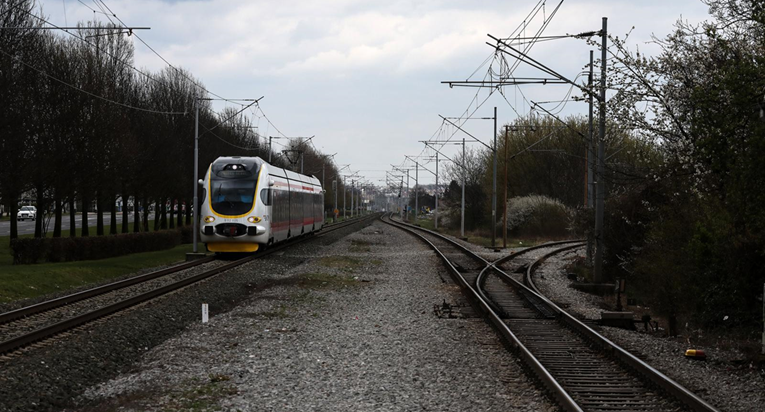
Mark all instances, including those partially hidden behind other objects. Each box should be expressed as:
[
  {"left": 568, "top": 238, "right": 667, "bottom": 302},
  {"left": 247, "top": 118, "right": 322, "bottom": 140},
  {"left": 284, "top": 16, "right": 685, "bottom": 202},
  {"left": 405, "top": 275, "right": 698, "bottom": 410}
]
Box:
[
  {"left": 0, "top": 0, "right": 347, "bottom": 243},
  {"left": 433, "top": 0, "right": 764, "bottom": 336}
]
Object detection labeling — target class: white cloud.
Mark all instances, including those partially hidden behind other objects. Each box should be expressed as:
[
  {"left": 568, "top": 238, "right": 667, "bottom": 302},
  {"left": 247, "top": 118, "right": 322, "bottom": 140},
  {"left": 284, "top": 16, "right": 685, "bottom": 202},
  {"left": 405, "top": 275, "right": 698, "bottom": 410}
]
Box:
[{"left": 44, "top": 0, "right": 711, "bottom": 182}]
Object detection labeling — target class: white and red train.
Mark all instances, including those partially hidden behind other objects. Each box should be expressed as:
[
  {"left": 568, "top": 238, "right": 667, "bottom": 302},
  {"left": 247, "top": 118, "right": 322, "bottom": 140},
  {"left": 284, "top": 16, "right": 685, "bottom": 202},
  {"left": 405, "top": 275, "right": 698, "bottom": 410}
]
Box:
[{"left": 199, "top": 156, "right": 324, "bottom": 253}]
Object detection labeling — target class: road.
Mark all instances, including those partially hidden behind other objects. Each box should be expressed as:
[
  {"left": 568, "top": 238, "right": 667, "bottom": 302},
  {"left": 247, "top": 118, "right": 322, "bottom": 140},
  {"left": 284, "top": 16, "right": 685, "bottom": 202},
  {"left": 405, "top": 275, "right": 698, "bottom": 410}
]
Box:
[{"left": 0, "top": 213, "right": 158, "bottom": 237}]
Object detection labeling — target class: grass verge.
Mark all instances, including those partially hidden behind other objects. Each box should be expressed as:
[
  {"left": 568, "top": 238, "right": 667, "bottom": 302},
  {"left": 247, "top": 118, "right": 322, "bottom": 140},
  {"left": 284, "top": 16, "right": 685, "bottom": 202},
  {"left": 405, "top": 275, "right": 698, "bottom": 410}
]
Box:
[{"left": 0, "top": 226, "right": 194, "bottom": 303}]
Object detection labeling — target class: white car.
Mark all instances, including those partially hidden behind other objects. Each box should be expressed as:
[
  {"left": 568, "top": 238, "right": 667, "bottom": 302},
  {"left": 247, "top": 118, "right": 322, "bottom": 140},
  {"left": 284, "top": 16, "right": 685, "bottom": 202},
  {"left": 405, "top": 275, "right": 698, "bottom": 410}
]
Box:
[{"left": 17, "top": 206, "right": 36, "bottom": 221}]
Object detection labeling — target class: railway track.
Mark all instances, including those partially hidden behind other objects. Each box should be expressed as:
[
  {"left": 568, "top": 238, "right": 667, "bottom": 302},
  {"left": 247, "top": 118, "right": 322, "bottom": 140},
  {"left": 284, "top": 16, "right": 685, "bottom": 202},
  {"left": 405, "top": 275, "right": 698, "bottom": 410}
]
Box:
[
  {"left": 381, "top": 213, "right": 718, "bottom": 412},
  {"left": 0, "top": 214, "right": 377, "bottom": 356}
]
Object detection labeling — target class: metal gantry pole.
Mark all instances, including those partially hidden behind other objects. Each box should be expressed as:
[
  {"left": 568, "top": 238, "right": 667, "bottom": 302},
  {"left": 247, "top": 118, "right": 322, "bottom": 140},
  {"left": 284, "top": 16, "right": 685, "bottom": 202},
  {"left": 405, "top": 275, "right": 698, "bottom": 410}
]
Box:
[
  {"left": 268, "top": 136, "right": 273, "bottom": 163},
  {"left": 351, "top": 180, "right": 355, "bottom": 217},
  {"left": 461, "top": 138, "right": 466, "bottom": 239},
  {"left": 594, "top": 17, "right": 608, "bottom": 283},
  {"left": 406, "top": 170, "right": 410, "bottom": 221},
  {"left": 588, "top": 50, "right": 595, "bottom": 208},
  {"left": 343, "top": 176, "right": 347, "bottom": 219},
  {"left": 414, "top": 161, "right": 419, "bottom": 223},
  {"left": 587, "top": 49, "right": 596, "bottom": 267},
  {"left": 333, "top": 178, "right": 338, "bottom": 220},
  {"left": 435, "top": 152, "right": 439, "bottom": 230},
  {"left": 192, "top": 97, "right": 200, "bottom": 254},
  {"left": 400, "top": 177, "right": 404, "bottom": 219},
  {"left": 492, "top": 106, "right": 497, "bottom": 249},
  {"left": 503, "top": 125, "right": 509, "bottom": 249}
]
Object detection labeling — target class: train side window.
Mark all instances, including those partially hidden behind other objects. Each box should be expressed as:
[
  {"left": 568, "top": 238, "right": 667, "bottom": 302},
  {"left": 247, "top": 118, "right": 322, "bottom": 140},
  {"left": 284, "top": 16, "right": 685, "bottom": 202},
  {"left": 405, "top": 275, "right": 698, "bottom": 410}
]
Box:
[
  {"left": 260, "top": 188, "right": 272, "bottom": 205},
  {"left": 201, "top": 188, "right": 206, "bottom": 205}
]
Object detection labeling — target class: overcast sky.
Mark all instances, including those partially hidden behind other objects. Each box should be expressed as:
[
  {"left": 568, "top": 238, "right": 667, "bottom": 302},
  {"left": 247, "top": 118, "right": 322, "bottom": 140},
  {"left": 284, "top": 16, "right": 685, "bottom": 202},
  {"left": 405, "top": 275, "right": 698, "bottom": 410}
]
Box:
[{"left": 44, "top": 0, "right": 711, "bottom": 186}]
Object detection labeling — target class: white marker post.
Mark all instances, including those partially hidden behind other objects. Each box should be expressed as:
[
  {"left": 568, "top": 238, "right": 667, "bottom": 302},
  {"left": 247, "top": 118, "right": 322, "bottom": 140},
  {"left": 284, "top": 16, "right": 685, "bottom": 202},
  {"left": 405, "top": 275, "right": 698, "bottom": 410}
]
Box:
[{"left": 202, "top": 303, "right": 209, "bottom": 324}]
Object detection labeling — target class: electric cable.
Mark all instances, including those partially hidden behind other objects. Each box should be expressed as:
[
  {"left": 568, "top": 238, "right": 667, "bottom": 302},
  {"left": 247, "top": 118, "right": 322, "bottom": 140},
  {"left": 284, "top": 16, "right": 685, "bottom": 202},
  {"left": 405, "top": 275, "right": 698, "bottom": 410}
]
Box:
[
  {"left": 0, "top": 47, "right": 186, "bottom": 115},
  {"left": 92, "top": 0, "right": 247, "bottom": 107}
]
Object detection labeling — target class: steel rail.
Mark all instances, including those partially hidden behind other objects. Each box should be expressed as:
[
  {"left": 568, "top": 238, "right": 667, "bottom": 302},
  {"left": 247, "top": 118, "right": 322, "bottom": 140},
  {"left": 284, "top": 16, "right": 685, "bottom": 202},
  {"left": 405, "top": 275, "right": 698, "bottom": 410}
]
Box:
[
  {"left": 392, "top": 215, "right": 582, "bottom": 318},
  {"left": 0, "top": 257, "right": 215, "bottom": 325},
  {"left": 0, "top": 214, "right": 377, "bottom": 355},
  {"left": 385, "top": 214, "right": 718, "bottom": 412},
  {"left": 523, "top": 244, "right": 720, "bottom": 412},
  {"left": 492, "top": 239, "right": 585, "bottom": 266},
  {"left": 0, "top": 216, "right": 368, "bottom": 326},
  {"left": 381, "top": 214, "right": 583, "bottom": 411}
]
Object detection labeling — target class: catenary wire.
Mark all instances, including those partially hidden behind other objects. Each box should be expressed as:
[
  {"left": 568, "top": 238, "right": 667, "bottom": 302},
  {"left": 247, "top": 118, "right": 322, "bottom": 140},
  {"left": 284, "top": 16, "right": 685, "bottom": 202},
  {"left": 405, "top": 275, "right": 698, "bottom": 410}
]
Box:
[{"left": 0, "top": 46, "right": 186, "bottom": 115}]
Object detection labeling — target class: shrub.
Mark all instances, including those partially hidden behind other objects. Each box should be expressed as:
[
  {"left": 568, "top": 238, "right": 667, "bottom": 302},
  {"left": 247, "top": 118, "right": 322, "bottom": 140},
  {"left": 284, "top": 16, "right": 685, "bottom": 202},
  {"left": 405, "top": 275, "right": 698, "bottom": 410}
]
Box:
[
  {"left": 504, "top": 195, "right": 571, "bottom": 238},
  {"left": 179, "top": 225, "right": 194, "bottom": 244},
  {"left": 10, "top": 229, "right": 183, "bottom": 264}
]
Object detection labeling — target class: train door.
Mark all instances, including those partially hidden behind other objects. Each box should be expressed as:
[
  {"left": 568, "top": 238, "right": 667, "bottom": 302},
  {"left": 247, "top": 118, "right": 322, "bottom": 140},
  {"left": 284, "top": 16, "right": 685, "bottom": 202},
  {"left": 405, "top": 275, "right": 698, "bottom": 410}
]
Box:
[{"left": 269, "top": 168, "right": 290, "bottom": 243}]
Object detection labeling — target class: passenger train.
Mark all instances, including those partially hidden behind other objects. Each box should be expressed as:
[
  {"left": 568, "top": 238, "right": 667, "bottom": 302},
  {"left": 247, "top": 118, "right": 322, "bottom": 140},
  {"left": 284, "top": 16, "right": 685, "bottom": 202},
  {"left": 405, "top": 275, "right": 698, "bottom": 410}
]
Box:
[{"left": 199, "top": 156, "right": 324, "bottom": 253}]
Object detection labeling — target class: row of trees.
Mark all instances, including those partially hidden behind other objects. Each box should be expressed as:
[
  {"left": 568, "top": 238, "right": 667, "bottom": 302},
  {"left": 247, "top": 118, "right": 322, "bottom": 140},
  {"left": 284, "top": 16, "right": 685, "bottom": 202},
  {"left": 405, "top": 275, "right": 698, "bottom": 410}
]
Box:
[
  {"left": 433, "top": 114, "right": 654, "bottom": 232},
  {"left": 597, "top": 0, "right": 765, "bottom": 334},
  {"left": 0, "top": 1, "right": 348, "bottom": 243}
]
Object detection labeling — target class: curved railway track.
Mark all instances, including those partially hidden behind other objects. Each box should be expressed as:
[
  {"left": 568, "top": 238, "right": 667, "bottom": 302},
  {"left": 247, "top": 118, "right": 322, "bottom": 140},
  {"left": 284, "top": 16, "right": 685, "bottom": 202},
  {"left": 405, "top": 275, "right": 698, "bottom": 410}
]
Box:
[
  {"left": 0, "top": 214, "right": 377, "bottom": 356},
  {"left": 381, "top": 213, "right": 718, "bottom": 412}
]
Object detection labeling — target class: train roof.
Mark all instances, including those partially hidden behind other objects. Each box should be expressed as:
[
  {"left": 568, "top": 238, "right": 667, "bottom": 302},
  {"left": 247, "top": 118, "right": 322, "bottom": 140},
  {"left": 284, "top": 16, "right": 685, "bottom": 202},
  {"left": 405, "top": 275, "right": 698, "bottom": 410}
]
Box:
[{"left": 215, "top": 157, "right": 321, "bottom": 189}]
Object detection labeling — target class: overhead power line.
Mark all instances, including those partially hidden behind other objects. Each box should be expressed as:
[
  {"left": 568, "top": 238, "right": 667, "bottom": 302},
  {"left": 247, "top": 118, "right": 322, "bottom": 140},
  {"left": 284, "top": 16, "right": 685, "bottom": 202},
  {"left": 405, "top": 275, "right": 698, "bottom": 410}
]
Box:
[
  {"left": 17, "top": 9, "right": 190, "bottom": 100},
  {"left": 198, "top": 97, "right": 263, "bottom": 139},
  {"left": 91, "top": 0, "right": 245, "bottom": 107},
  {"left": 0, "top": 47, "right": 186, "bottom": 115}
]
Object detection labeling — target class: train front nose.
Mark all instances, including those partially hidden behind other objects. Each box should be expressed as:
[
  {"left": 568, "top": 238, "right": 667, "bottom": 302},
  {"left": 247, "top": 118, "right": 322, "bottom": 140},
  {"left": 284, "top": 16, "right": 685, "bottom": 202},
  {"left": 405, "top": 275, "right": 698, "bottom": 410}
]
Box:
[
  {"left": 246, "top": 225, "right": 266, "bottom": 236},
  {"left": 200, "top": 223, "right": 266, "bottom": 240}
]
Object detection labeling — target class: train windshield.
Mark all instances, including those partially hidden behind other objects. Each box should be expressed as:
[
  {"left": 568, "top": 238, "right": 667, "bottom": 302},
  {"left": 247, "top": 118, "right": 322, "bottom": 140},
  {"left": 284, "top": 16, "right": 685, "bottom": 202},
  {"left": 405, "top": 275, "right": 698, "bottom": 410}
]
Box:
[{"left": 210, "top": 174, "right": 257, "bottom": 216}]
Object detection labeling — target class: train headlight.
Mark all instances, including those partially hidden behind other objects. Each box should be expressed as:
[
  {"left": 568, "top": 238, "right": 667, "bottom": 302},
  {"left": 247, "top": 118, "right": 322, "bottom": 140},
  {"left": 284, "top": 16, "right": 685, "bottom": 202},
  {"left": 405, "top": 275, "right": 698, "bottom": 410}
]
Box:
[
  {"left": 247, "top": 216, "right": 262, "bottom": 223},
  {"left": 204, "top": 216, "right": 215, "bottom": 223}
]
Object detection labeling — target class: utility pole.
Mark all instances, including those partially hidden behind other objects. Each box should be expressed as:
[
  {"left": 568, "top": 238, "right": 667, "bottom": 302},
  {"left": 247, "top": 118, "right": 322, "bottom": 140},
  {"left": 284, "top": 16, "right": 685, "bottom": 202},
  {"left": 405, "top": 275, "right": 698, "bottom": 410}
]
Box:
[
  {"left": 439, "top": 114, "right": 495, "bottom": 242},
  {"left": 399, "top": 176, "right": 404, "bottom": 219},
  {"left": 405, "top": 170, "right": 409, "bottom": 221},
  {"left": 492, "top": 106, "right": 497, "bottom": 249},
  {"left": 588, "top": 50, "right": 595, "bottom": 208},
  {"left": 333, "top": 179, "right": 337, "bottom": 220},
  {"left": 351, "top": 180, "right": 355, "bottom": 217},
  {"left": 462, "top": 138, "right": 466, "bottom": 239},
  {"left": 415, "top": 161, "right": 419, "bottom": 223},
  {"left": 503, "top": 125, "right": 510, "bottom": 249},
  {"left": 587, "top": 49, "right": 596, "bottom": 266},
  {"left": 423, "top": 140, "right": 463, "bottom": 236},
  {"left": 343, "top": 176, "right": 347, "bottom": 219},
  {"left": 594, "top": 17, "right": 607, "bottom": 283},
  {"left": 392, "top": 166, "right": 412, "bottom": 221},
  {"left": 192, "top": 96, "right": 200, "bottom": 254},
  {"left": 268, "top": 136, "right": 279, "bottom": 163},
  {"left": 435, "top": 151, "right": 439, "bottom": 230}
]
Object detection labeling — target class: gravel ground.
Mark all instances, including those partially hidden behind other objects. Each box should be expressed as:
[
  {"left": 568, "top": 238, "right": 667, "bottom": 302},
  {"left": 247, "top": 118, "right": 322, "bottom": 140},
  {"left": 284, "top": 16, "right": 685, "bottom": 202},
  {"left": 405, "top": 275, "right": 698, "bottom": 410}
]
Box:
[
  {"left": 0, "top": 218, "right": 377, "bottom": 412},
  {"left": 534, "top": 248, "right": 765, "bottom": 412},
  {"left": 74, "top": 220, "right": 556, "bottom": 411}
]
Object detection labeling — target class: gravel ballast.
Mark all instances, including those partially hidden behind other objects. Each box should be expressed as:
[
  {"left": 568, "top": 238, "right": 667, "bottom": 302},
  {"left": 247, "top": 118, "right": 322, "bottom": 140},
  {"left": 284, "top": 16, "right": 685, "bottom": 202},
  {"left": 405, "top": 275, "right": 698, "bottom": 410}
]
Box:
[
  {"left": 74, "top": 220, "right": 555, "bottom": 411},
  {"left": 0, "top": 219, "right": 376, "bottom": 412},
  {"left": 534, "top": 248, "right": 765, "bottom": 412}
]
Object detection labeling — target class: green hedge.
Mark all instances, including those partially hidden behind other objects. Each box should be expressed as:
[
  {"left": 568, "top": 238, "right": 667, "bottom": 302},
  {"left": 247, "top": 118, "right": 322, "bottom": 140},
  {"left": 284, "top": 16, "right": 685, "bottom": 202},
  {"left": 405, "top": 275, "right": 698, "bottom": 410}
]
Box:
[{"left": 10, "top": 229, "right": 191, "bottom": 264}]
